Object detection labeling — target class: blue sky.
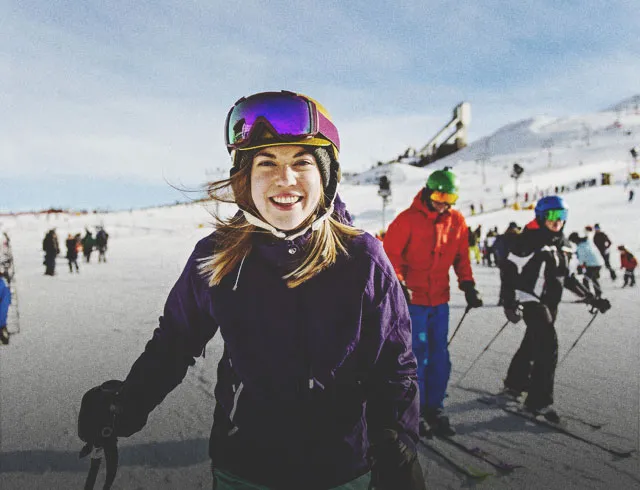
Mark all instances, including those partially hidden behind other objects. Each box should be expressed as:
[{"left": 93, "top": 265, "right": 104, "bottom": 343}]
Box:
[{"left": 2, "top": 0, "right": 639, "bottom": 212}]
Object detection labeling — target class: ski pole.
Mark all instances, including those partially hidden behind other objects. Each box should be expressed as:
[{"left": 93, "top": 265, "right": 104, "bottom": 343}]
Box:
[
  {"left": 455, "top": 320, "right": 510, "bottom": 387},
  {"left": 448, "top": 305, "right": 472, "bottom": 346},
  {"left": 557, "top": 311, "right": 599, "bottom": 368}
]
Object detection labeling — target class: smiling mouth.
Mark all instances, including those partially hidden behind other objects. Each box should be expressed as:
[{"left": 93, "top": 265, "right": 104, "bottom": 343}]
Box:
[{"left": 269, "top": 196, "right": 303, "bottom": 208}]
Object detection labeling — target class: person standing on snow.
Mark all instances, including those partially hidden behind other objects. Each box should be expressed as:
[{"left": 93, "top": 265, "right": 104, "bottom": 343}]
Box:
[
  {"left": 618, "top": 245, "right": 637, "bottom": 287},
  {"left": 568, "top": 228, "right": 605, "bottom": 298},
  {"left": 78, "top": 91, "right": 425, "bottom": 490},
  {"left": 95, "top": 227, "right": 109, "bottom": 263},
  {"left": 499, "top": 196, "right": 611, "bottom": 423},
  {"left": 383, "top": 168, "right": 483, "bottom": 437},
  {"left": 81, "top": 229, "right": 94, "bottom": 263},
  {"left": 66, "top": 234, "right": 80, "bottom": 273},
  {"left": 593, "top": 223, "right": 617, "bottom": 280},
  {"left": 42, "top": 228, "right": 60, "bottom": 276}
]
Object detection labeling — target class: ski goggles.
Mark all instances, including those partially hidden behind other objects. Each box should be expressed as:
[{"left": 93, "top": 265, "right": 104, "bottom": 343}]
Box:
[
  {"left": 544, "top": 208, "right": 568, "bottom": 221},
  {"left": 430, "top": 190, "right": 458, "bottom": 204},
  {"left": 225, "top": 91, "right": 340, "bottom": 153}
]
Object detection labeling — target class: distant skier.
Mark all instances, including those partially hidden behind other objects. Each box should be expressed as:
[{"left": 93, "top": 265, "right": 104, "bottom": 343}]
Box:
[
  {"left": 42, "top": 229, "right": 60, "bottom": 276},
  {"left": 384, "top": 167, "right": 483, "bottom": 437},
  {"left": 568, "top": 228, "right": 604, "bottom": 298},
  {"left": 66, "top": 234, "right": 80, "bottom": 273},
  {"left": 95, "top": 227, "right": 109, "bottom": 263},
  {"left": 468, "top": 225, "right": 482, "bottom": 265},
  {"left": 618, "top": 245, "right": 637, "bottom": 287},
  {"left": 593, "top": 224, "right": 617, "bottom": 280},
  {"left": 629, "top": 189, "right": 635, "bottom": 202},
  {"left": 499, "top": 196, "right": 611, "bottom": 423},
  {"left": 81, "top": 229, "right": 94, "bottom": 263}
]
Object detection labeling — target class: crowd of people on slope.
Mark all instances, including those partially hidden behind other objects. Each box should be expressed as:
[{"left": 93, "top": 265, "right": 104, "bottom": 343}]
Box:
[
  {"left": 42, "top": 226, "right": 109, "bottom": 276},
  {"left": 470, "top": 218, "right": 636, "bottom": 298},
  {"left": 74, "top": 90, "right": 634, "bottom": 490}
]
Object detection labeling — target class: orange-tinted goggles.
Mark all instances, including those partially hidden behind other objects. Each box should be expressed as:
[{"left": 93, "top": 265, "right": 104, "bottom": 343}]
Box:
[{"left": 430, "top": 190, "right": 458, "bottom": 204}]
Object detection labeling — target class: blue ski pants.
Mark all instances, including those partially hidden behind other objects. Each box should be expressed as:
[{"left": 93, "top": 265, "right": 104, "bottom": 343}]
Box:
[
  {"left": 0, "top": 277, "right": 11, "bottom": 327},
  {"left": 409, "top": 303, "right": 450, "bottom": 412}
]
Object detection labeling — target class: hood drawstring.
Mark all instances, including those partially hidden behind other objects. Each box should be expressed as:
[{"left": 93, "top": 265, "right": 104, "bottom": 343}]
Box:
[
  {"left": 232, "top": 253, "right": 247, "bottom": 291},
  {"left": 241, "top": 202, "right": 334, "bottom": 241}
]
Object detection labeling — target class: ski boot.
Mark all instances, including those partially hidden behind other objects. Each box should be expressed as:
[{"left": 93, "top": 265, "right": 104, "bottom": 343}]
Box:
[
  {"left": 525, "top": 404, "right": 560, "bottom": 424},
  {"left": 498, "top": 386, "right": 523, "bottom": 403},
  {"left": 0, "top": 326, "right": 9, "bottom": 345},
  {"left": 425, "top": 408, "right": 456, "bottom": 437}
]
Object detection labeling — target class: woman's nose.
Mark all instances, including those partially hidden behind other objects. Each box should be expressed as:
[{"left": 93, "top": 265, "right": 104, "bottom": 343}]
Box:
[{"left": 275, "top": 165, "right": 296, "bottom": 185}]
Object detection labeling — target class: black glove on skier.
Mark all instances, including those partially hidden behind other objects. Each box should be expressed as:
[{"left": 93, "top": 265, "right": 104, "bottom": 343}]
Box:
[
  {"left": 587, "top": 297, "right": 611, "bottom": 313},
  {"left": 460, "top": 281, "right": 483, "bottom": 308},
  {"left": 78, "top": 379, "right": 147, "bottom": 449},
  {"left": 368, "top": 430, "right": 426, "bottom": 490},
  {"left": 503, "top": 302, "right": 522, "bottom": 323}
]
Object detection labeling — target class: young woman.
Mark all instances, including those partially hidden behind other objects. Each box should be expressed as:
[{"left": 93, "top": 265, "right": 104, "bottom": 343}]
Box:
[{"left": 79, "top": 91, "right": 425, "bottom": 490}]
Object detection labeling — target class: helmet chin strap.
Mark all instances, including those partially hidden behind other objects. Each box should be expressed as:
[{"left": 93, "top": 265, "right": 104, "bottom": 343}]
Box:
[{"left": 242, "top": 201, "right": 335, "bottom": 241}]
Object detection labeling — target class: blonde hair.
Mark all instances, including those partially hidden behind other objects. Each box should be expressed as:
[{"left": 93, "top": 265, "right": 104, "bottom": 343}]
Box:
[{"left": 199, "top": 158, "right": 361, "bottom": 289}]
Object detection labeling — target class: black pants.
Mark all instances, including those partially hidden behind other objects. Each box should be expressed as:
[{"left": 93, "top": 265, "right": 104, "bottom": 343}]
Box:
[
  {"left": 623, "top": 270, "right": 636, "bottom": 286},
  {"left": 505, "top": 303, "right": 558, "bottom": 409},
  {"left": 602, "top": 252, "right": 617, "bottom": 280},
  {"left": 583, "top": 266, "right": 602, "bottom": 298}
]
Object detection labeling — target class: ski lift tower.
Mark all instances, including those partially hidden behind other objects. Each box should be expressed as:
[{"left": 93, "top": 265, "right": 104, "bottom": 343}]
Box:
[{"left": 378, "top": 175, "right": 392, "bottom": 231}]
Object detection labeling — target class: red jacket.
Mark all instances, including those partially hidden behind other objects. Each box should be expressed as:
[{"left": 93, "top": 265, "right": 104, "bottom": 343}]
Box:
[
  {"left": 383, "top": 191, "right": 475, "bottom": 306},
  {"left": 620, "top": 251, "right": 637, "bottom": 271}
]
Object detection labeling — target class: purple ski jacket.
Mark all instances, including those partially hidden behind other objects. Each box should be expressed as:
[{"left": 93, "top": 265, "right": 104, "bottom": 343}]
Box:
[{"left": 118, "top": 197, "right": 419, "bottom": 489}]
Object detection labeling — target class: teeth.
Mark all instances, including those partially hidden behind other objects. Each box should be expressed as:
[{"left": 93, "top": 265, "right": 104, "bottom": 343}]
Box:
[{"left": 272, "top": 196, "right": 300, "bottom": 204}]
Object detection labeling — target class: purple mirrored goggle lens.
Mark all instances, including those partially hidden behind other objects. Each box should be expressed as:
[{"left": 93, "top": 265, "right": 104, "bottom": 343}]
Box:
[
  {"left": 225, "top": 92, "right": 340, "bottom": 152},
  {"left": 545, "top": 208, "right": 568, "bottom": 221}
]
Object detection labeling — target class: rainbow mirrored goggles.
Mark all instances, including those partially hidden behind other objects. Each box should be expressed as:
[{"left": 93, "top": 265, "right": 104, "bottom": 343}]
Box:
[
  {"left": 544, "top": 208, "right": 568, "bottom": 221},
  {"left": 430, "top": 190, "right": 458, "bottom": 205},
  {"left": 225, "top": 91, "right": 340, "bottom": 153}
]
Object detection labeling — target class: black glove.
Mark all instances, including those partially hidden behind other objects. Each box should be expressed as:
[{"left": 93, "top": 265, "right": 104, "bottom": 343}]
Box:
[
  {"left": 503, "top": 302, "right": 522, "bottom": 323},
  {"left": 461, "top": 281, "right": 483, "bottom": 308},
  {"left": 78, "top": 380, "right": 123, "bottom": 450},
  {"left": 588, "top": 297, "right": 611, "bottom": 313},
  {"left": 368, "top": 430, "right": 426, "bottom": 490},
  {"left": 78, "top": 379, "right": 146, "bottom": 448}
]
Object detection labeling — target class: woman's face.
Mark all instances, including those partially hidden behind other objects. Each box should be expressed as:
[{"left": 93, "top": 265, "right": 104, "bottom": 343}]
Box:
[{"left": 250, "top": 145, "right": 323, "bottom": 231}]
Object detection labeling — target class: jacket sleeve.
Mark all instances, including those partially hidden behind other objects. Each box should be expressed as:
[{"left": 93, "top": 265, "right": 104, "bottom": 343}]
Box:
[
  {"left": 115, "top": 244, "right": 218, "bottom": 436},
  {"left": 383, "top": 213, "right": 411, "bottom": 282},
  {"left": 453, "top": 220, "right": 475, "bottom": 287},
  {"left": 364, "top": 258, "right": 420, "bottom": 448}
]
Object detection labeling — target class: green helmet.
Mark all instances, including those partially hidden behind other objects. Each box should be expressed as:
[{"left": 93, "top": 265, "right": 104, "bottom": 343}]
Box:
[{"left": 426, "top": 168, "right": 459, "bottom": 194}]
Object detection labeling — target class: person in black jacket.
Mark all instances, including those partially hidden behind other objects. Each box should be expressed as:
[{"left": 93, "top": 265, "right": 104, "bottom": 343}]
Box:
[
  {"left": 42, "top": 229, "right": 60, "bottom": 276},
  {"left": 66, "top": 233, "right": 80, "bottom": 273},
  {"left": 593, "top": 223, "right": 616, "bottom": 280},
  {"left": 499, "top": 196, "right": 611, "bottom": 423}
]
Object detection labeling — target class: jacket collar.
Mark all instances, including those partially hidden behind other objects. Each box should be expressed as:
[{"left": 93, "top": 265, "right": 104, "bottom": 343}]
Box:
[{"left": 410, "top": 190, "right": 449, "bottom": 220}]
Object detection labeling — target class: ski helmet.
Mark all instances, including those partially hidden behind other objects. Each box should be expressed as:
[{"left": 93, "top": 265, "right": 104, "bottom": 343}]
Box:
[
  {"left": 225, "top": 90, "right": 341, "bottom": 207},
  {"left": 426, "top": 168, "right": 459, "bottom": 204},
  {"left": 534, "top": 195, "right": 568, "bottom": 222}
]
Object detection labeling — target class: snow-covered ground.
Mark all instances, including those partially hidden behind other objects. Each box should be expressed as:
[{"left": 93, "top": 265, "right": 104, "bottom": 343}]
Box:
[{"left": 1, "top": 99, "right": 639, "bottom": 489}]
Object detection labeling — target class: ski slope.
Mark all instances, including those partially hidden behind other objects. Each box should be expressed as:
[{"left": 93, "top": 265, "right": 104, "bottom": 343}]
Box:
[{"left": 0, "top": 99, "right": 639, "bottom": 489}]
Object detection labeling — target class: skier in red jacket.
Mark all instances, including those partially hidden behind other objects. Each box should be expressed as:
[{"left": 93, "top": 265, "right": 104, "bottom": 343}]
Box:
[{"left": 384, "top": 168, "right": 483, "bottom": 436}]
